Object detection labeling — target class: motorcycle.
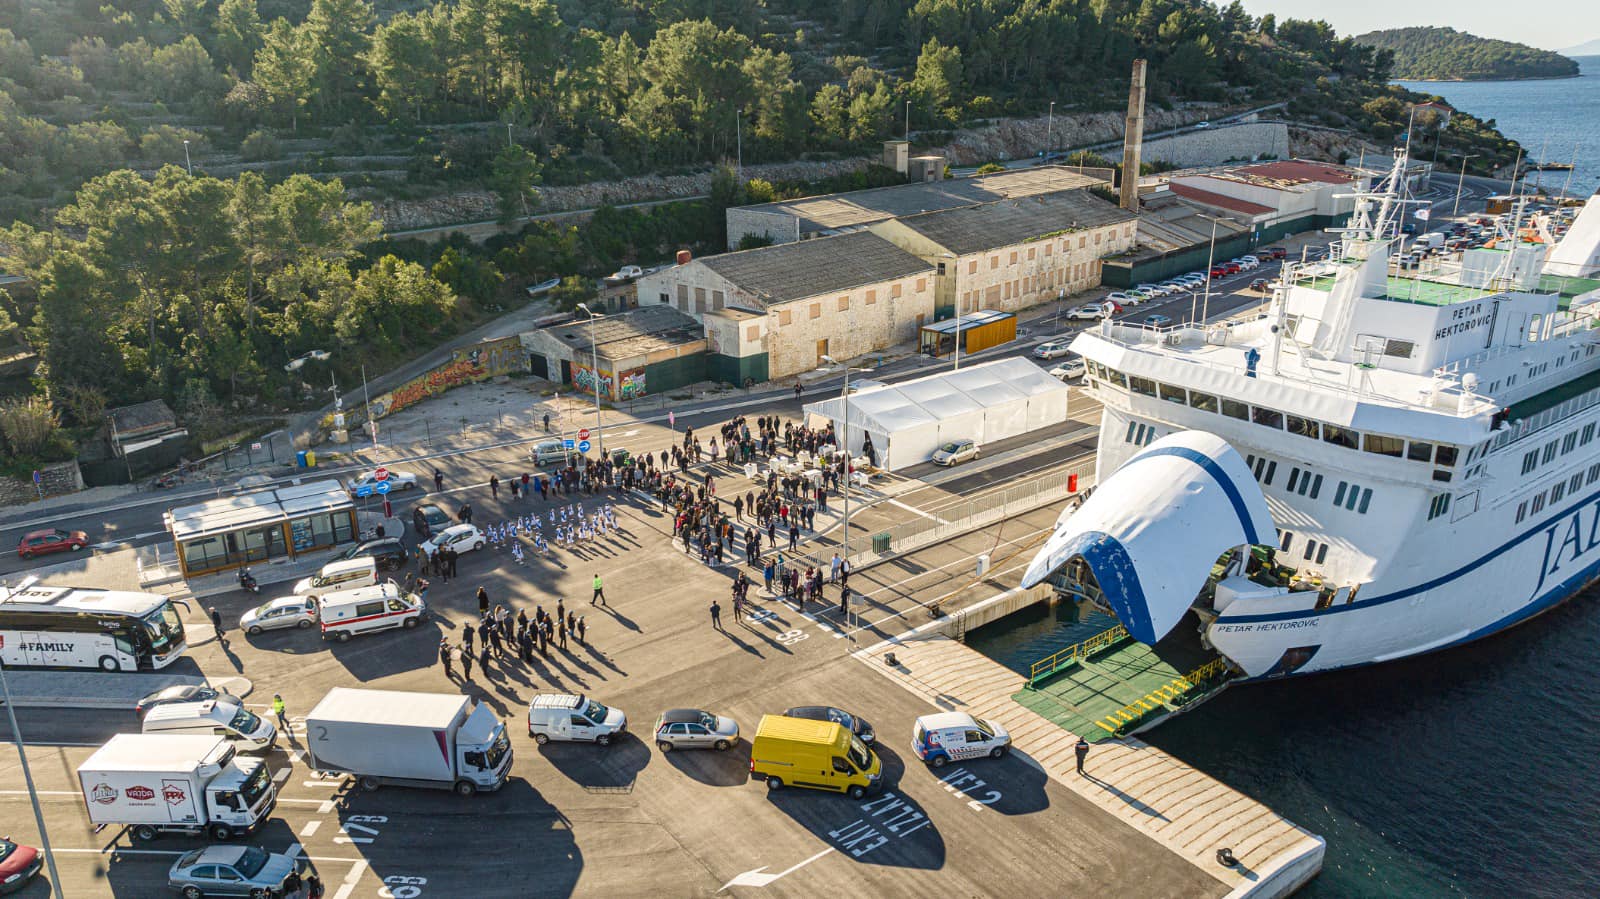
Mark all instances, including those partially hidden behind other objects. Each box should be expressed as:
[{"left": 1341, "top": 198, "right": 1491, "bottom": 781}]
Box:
[
  {"left": 237, "top": 567, "right": 259, "bottom": 594},
  {"left": 149, "top": 472, "right": 178, "bottom": 489}
]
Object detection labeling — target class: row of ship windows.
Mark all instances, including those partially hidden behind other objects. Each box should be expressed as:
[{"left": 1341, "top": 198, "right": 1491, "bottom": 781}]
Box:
[
  {"left": 1513, "top": 462, "right": 1600, "bottom": 524},
  {"left": 1244, "top": 453, "right": 1375, "bottom": 514},
  {"left": 1519, "top": 423, "right": 1598, "bottom": 476},
  {"left": 1090, "top": 363, "right": 1461, "bottom": 476},
  {"left": 1275, "top": 529, "right": 1331, "bottom": 564}
]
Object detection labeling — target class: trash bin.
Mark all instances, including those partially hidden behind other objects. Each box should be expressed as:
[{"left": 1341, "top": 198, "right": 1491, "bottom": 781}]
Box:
[
  {"left": 872, "top": 533, "right": 891, "bottom": 554},
  {"left": 296, "top": 450, "right": 308, "bottom": 468},
  {"left": 304, "top": 450, "right": 316, "bottom": 468}
]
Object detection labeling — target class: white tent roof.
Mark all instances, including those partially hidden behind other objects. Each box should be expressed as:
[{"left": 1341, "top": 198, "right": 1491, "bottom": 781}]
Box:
[
  {"left": 804, "top": 357, "right": 1067, "bottom": 434},
  {"left": 1021, "top": 431, "right": 1274, "bottom": 645}
]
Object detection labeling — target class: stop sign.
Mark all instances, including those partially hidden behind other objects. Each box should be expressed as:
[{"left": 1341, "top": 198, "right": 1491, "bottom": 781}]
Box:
[
  {"left": 578, "top": 429, "right": 590, "bottom": 441},
  {"left": 373, "top": 467, "right": 389, "bottom": 481}
]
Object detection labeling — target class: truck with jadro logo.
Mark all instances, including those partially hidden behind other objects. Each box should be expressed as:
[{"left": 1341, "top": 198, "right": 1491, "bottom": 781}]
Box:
[
  {"left": 75, "top": 733, "right": 276, "bottom": 842},
  {"left": 305, "top": 688, "right": 512, "bottom": 796}
]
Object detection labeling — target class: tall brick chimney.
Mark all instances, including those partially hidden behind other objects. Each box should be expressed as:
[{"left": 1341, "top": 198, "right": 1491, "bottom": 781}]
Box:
[{"left": 1120, "top": 59, "right": 1147, "bottom": 213}]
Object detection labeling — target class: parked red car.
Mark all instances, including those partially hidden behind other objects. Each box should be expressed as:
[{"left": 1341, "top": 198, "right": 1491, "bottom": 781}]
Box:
[
  {"left": 1208, "top": 266, "right": 1227, "bottom": 278},
  {"left": 1261, "top": 246, "right": 1288, "bottom": 260},
  {"left": 1222, "top": 262, "right": 1242, "bottom": 275},
  {"left": 16, "top": 527, "right": 88, "bottom": 559},
  {"left": 0, "top": 836, "right": 42, "bottom": 894}
]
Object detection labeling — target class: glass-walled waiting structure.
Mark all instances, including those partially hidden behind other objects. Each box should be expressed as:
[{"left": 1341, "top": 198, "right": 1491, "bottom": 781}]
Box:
[{"left": 163, "top": 480, "right": 356, "bottom": 578}]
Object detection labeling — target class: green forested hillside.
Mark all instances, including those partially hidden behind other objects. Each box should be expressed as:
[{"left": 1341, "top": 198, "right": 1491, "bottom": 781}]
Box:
[
  {"left": 0, "top": 0, "right": 1528, "bottom": 458},
  {"left": 1357, "top": 26, "right": 1578, "bottom": 80}
]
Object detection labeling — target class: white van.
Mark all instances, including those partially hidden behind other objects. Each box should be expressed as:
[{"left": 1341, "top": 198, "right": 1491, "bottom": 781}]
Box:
[
  {"left": 292, "top": 557, "right": 379, "bottom": 596},
  {"left": 526, "top": 693, "right": 627, "bottom": 746},
  {"left": 910, "top": 712, "right": 1011, "bottom": 767},
  {"left": 319, "top": 583, "right": 426, "bottom": 642},
  {"left": 141, "top": 699, "right": 277, "bottom": 751}
]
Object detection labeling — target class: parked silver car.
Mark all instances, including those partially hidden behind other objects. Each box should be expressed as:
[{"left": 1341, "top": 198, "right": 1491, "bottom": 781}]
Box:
[
  {"left": 931, "top": 439, "right": 980, "bottom": 466},
  {"left": 653, "top": 708, "right": 739, "bottom": 752},
  {"left": 167, "top": 845, "right": 299, "bottom": 898},
  {"left": 239, "top": 596, "right": 317, "bottom": 635}
]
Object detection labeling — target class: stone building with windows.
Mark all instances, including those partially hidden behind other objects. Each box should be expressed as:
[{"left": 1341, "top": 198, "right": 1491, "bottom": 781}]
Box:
[
  {"left": 635, "top": 231, "right": 936, "bottom": 381},
  {"left": 866, "top": 189, "right": 1138, "bottom": 319}
]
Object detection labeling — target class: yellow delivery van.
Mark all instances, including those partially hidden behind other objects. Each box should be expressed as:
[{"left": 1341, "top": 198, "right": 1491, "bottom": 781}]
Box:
[{"left": 749, "top": 714, "right": 882, "bottom": 799}]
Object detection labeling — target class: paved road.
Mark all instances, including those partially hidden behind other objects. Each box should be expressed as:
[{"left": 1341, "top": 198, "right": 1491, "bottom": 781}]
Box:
[{"left": 0, "top": 409, "right": 1228, "bottom": 898}]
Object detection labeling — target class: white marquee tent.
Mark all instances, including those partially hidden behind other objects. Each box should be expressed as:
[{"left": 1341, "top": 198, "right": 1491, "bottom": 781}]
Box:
[{"left": 802, "top": 357, "right": 1071, "bottom": 471}]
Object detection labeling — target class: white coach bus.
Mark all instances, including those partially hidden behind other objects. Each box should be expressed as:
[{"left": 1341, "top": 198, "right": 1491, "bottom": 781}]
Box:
[{"left": 0, "top": 582, "right": 188, "bottom": 671}]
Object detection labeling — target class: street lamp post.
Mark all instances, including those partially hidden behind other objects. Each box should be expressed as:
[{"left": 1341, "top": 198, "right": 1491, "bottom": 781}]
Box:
[
  {"left": 1452, "top": 154, "right": 1481, "bottom": 219},
  {"left": 1046, "top": 101, "right": 1055, "bottom": 159},
  {"left": 1199, "top": 216, "right": 1221, "bottom": 325},
  {"left": 577, "top": 303, "right": 605, "bottom": 455},
  {"left": 360, "top": 364, "right": 376, "bottom": 451},
  {"left": 0, "top": 614, "right": 67, "bottom": 899},
  {"left": 905, "top": 101, "right": 911, "bottom": 143},
  {"left": 820, "top": 356, "right": 871, "bottom": 648},
  {"left": 183, "top": 139, "right": 192, "bottom": 176}
]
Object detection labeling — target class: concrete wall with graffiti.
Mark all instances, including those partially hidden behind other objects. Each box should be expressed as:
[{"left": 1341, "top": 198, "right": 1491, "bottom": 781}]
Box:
[
  {"left": 320, "top": 335, "right": 526, "bottom": 430},
  {"left": 573, "top": 363, "right": 647, "bottom": 401}
]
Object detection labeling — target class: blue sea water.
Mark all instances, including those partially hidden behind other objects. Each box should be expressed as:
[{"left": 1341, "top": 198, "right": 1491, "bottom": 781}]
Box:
[
  {"left": 968, "top": 585, "right": 1600, "bottom": 897},
  {"left": 1399, "top": 56, "right": 1600, "bottom": 197}
]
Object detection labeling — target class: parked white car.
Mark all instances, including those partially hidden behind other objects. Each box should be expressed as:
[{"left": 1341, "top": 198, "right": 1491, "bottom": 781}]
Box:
[
  {"left": 1049, "top": 357, "right": 1086, "bottom": 380},
  {"left": 912, "top": 712, "right": 1011, "bottom": 767},
  {"left": 240, "top": 596, "right": 318, "bottom": 635},
  {"left": 1134, "top": 283, "right": 1170, "bottom": 297},
  {"left": 1105, "top": 291, "right": 1139, "bottom": 306},
  {"left": 1065, "top": 303, "right": 1111, "bottom": 321},
  {"left": 528, "top": 694, "right": 627, "bottom": 746},
  {"left": 419, "top": 524, "right": 486, "bottom": 556},
  {"left": 931, "top": 439, "right": 980, "bottom": 466}
]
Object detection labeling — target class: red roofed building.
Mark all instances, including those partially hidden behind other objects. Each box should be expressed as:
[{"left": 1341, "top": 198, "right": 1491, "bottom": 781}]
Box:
[{"left": 1163, "top": 159, "right": 1372, "bottom": 239}]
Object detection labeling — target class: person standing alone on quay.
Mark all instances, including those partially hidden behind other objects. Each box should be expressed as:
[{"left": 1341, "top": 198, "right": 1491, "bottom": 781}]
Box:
[
  {"left": 592, "top": 573, "right": 606, "bottom": 606},
  {"left": 1075, "top": 737, "right": 1090, "bottom": 775}
]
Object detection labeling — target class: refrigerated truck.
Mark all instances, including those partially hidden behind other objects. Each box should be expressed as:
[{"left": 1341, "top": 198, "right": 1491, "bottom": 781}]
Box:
[
  {"left": 76, "top": 734, "right": 276, "bottom": 842},
  {"left": 305, "top": 688, "right": 512, "bottom": 796}
]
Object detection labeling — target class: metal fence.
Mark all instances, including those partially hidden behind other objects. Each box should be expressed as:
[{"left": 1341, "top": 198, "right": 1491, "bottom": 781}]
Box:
[{"left": 846, "top": 457, "right": 1098, "bottom": 570}]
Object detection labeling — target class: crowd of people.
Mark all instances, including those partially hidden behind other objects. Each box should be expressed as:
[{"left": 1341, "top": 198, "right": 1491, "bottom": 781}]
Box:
[{"left": 436, "top": 592, "right": 591, "bottom": 682}]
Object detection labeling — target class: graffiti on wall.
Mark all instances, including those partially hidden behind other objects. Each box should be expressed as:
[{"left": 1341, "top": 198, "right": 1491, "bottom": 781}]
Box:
[
  {"left": 572, "top": 364, "right": 647, "bottom": 401},
  {"left": 618, "top": 369, "right": 646, "bottom": 400}
]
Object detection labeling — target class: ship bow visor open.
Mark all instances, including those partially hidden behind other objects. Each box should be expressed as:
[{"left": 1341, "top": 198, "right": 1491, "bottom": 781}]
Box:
[{"left": 1022, "top": 431, "right": 1275, "bottom": 644}]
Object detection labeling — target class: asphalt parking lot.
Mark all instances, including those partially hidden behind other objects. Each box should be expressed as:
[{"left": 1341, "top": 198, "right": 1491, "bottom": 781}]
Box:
[{"left": 0, "top": 393, "right": 1232, "bottom": 897}]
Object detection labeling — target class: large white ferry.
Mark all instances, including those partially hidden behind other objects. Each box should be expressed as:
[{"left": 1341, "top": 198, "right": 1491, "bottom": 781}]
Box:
[{"left": 1024, "top": 151, "right": 1600, "bottom": 685}]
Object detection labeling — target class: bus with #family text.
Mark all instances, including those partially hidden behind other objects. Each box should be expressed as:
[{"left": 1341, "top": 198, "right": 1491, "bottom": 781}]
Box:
[{"left": 0, "top": 582, "right": 188, "bottom": 671}]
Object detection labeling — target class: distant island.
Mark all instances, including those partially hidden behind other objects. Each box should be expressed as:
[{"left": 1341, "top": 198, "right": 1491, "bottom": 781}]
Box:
[
  {"left": 1358, "top": 26, "right": 1580, "bottom": 80},
  {"left": 1559, "top": 38, "right": 1600, "bottom": 57}
]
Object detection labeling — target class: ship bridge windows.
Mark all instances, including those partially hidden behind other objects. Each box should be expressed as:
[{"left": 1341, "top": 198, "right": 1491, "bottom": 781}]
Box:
[
  {"left": 1322, "top": 425, "right": 1360, "bottom": 449},
  {"left": 1407, "top": 441, "right": 1435, "bottom": 464},
  {"left": 1251, "top": 407, "right": 1284, "bottom": 429},
  {"left": 1363, "top": 434, "right": 1405, "bottom": 458},
  {"left": 1188, "top": 391, "right": 1219, "bottom": 413},
  {"left": 1158, "top": 383, "right": 1187, "bottom": 404},
  {"left": 1221, "top": 398, "right": 1249, "bottom": 420},
  {"left": 1286, "top": 415, "right": 1320, "bottom": 440},
  {"left": 1129, "top": 376, "right": 1157, "bottom": 397}
]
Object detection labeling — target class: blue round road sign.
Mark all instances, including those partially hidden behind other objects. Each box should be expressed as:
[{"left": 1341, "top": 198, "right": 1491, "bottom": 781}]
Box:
[
  {"left": 374, "top": 480, "right": 392, "bottom": 494},
  {"left": 578, "top": 440, "right": 591, "bottom": 453}
]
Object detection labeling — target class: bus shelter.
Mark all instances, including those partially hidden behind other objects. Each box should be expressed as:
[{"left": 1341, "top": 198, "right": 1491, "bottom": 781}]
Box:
[
  {"left": 163, "top": 480, "right": 356, "bottom": 578},
  {"left": 917, "top": 309, "right": 1016, "bottom": 358}
]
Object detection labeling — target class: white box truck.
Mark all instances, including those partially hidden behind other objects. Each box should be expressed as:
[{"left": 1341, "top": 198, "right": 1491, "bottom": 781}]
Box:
[
  {"left": 305, "top": 688, "right": 512, "bottom": 796},
  {"left": 76, "top": 734, "right": 276, "bottom": 842}
]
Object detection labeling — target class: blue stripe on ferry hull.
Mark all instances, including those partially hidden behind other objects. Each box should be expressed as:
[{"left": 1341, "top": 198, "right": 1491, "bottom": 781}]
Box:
[
  {"left": 1219, "top": 486, "right": 1600, "bottom": 626},
  {"left": 1234, "top": 532, "right": 1600, "bottom": 682},
  {"left": 1141, "top": 445, "right": 1262, "bottom": 546}
]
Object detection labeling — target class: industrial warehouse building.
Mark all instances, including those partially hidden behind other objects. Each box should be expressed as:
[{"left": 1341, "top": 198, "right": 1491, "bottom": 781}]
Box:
[
  {"left": 635, "top": 232, "right": 936, "bottom": 381},
  {"left": 867, "top": 189, "right": 1138, "bottom": 319},
  {"left": 725, "top": 164, "right": 1107, "bottom": 250},
  {"left": 519, "top": 305, "right": 707, "bottom": 401},
  {"left": 1162, "top": 160, "right": 1368, "bottom": 241}
]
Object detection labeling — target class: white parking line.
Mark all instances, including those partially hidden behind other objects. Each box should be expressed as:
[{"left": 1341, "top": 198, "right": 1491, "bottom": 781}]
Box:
[
  {"left": 300, "top": 820, "right": 322, "bottom": 838},
  {"left": 886, "top": 498, "right": 949, "bottom": 525},
  {"left": 331, "top": 860, "right": 369, "bottom": 899},
  {"left": 273, "top": 768, "right": 290, "bottom": 784}
]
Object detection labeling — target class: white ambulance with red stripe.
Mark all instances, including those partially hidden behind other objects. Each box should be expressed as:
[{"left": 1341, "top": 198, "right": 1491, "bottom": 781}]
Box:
[{"left": 318, "top": 582, "right": 426, "bottom": 642}]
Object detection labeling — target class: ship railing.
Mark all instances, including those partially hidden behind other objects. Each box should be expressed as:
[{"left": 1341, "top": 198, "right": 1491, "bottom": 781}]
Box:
[
  {"left": 1491, "top": 380, "right": 1600, "bottom": 451},
  {"left": 1026, "top": 623, "right": 1130, "bottom": 688},
  {"left": 1094, "top": 657, "right": 1232, "bottom": 736}
]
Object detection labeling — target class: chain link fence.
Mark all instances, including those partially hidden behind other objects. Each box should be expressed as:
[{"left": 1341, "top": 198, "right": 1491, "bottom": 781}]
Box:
[{"left": 846, "top": 457, "right": 1099, "bottom": 570}]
